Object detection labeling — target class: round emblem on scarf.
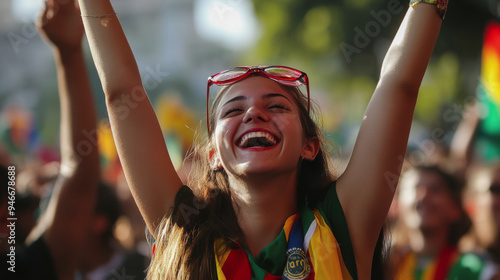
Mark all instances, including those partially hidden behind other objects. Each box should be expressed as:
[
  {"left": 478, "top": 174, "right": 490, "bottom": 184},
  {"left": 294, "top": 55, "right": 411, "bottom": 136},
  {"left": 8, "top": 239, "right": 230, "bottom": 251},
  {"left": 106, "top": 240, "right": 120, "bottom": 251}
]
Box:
[{"left": 283, "top": 248, "right": 311, "bottom": 280}]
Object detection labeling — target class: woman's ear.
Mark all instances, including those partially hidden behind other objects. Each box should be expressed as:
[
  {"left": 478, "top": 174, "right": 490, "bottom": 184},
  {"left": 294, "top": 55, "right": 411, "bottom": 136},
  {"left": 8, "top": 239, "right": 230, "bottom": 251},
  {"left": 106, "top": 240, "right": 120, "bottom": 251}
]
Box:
[
  {"left": 301, "top": 137, "right": 320, "bottom": 161},
  {"left": 209, "top": 149, "right": 223, "bottom": 170}
]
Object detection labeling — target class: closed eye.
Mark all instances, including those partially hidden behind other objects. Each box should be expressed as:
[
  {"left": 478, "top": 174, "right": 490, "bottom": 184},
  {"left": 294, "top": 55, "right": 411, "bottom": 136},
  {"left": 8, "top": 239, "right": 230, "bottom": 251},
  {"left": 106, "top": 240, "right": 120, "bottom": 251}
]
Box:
[
  {"left": 222, "top": 107, "right": 243, "bottom": 117},
  {"left": 268, "top": 103, "right": 290, "bottom": 111}
]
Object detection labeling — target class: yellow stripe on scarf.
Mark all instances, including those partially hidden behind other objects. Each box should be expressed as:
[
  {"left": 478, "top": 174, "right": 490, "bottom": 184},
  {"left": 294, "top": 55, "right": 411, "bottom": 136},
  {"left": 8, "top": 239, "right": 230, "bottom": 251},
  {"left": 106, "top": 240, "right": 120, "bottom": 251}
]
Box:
[
  {"left": 394, "top": 253, "right": 416, "bottom": 280},
  {"left": 308, "top": 210, "right": 353, "bottom": 280},
  {"left": 422, "top": 257, "right": 437, "bottom": 280},
  {"left": 215, "top": 240, "right": 229, "bottom": 280}
]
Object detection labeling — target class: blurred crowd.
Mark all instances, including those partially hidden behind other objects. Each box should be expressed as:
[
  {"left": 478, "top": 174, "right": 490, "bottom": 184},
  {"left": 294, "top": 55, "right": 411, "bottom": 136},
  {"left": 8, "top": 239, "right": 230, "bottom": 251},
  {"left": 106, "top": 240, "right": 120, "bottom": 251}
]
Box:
[{"left": 3, "top": 110, "right": 500, "bottom": 279}]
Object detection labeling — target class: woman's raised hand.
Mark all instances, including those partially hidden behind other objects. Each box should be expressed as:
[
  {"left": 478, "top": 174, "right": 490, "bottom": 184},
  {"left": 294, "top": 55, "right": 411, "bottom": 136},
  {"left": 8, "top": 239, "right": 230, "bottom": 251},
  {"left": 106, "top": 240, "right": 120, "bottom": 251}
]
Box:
[{"left": 37, "top": 0, "right": 84, "bottom": 51}]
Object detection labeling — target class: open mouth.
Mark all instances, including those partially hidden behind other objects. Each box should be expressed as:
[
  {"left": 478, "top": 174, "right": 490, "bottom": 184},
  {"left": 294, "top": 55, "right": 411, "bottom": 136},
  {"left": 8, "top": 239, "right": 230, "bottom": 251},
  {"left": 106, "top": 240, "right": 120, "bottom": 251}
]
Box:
[{"left": 237, "top": 131, "right": 279, "bottom": 148}]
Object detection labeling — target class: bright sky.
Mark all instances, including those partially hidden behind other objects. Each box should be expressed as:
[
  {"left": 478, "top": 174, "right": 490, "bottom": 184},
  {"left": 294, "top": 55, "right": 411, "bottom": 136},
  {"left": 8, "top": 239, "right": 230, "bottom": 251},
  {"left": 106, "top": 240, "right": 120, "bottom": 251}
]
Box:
[
  {"left": 11, "top": 0, "right": 260, "bottom": 51},
  {"left": 193, "top": 0, "right": 260, "bottom": 50},
  {"left": 11, "top": 0, "right": 43, "bottom": 20}
]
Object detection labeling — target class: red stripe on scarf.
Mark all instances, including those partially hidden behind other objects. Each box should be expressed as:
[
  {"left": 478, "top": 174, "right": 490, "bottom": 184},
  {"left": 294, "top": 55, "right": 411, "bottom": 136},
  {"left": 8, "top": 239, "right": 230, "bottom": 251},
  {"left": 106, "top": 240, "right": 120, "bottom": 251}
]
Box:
[
  {"left": 264, "top": 274, "right": 282, "bottom": 280},
  {"left": 433, "top": 246, "right": 458, "bottom": 280},
  {"left": 222, "top": 247, "right": 253, "bottom": 280}
]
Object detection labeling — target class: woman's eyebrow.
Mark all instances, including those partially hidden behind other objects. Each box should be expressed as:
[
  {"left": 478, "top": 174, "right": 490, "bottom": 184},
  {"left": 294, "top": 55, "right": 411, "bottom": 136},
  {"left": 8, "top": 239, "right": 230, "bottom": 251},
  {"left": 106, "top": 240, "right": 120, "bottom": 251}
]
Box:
[
  {"left": 263, "top": 93, "right": 291, "bottom": 103},
  {"left": 222, "top": 95, "right": 247, "bottom": 107}
]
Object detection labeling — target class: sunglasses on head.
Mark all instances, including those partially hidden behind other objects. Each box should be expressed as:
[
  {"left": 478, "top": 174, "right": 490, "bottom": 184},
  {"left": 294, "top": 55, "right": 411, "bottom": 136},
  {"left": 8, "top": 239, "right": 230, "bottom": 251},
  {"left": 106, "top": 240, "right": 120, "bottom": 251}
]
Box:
[{"left": 206, "top": 66, "right": 310, "bottom": 132}]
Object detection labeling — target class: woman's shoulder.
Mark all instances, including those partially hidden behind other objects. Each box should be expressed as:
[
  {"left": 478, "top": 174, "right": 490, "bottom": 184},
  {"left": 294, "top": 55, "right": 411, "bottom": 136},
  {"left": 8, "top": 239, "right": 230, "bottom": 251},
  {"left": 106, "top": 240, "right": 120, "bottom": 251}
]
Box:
[{"left": 311, "top": 180, "right": 340, "bottom": 220}]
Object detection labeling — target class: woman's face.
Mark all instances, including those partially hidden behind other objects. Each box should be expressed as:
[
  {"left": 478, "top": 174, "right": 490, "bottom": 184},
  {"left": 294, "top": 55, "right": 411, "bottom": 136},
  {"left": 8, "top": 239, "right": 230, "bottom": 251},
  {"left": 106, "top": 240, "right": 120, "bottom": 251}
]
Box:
[
  {"left": 415, "top": 170, "right": 460, "bottom": 230},
  {"left": 212, "top": 76, "right": 308, "bottom": 178}
]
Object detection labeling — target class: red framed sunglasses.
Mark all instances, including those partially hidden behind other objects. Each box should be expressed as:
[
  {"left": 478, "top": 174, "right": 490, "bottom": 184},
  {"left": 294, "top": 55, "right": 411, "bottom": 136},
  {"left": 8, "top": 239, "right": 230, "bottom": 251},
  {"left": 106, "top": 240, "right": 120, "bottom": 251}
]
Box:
[{"left": 206, "top": 66, "right": 310, "bottom": 132}]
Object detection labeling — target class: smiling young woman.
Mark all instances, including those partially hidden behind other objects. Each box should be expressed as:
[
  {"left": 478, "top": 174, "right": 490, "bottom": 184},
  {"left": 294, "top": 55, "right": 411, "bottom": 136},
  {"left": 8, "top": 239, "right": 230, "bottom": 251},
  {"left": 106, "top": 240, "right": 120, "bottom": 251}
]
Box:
[{"left": 77, "top": 0, "right": 449, "bottom": 278}]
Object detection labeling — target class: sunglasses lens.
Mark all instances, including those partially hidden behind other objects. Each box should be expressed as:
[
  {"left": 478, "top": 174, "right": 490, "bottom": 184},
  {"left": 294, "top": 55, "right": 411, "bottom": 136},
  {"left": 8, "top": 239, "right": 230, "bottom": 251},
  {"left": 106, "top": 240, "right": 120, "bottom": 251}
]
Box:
[
  {"left": 265, "top": 67, "right": 301, "bottom": 78},
  {"left": 212, "top": 68, "right": 248, "bottom": 83},
  {"left": 264, "top": 67, "right": 304, "bottom": 86}
]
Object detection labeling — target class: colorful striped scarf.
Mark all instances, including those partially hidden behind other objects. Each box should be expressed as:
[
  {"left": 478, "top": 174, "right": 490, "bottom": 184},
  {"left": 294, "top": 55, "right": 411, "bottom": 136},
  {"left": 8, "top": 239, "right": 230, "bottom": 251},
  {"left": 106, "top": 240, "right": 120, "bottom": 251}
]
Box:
[
  {"left": 215, "top": 209, "right": 354, "bottom": 280},
  {"left": 394, "top": 246, "right": 460, "bottom": 280}
]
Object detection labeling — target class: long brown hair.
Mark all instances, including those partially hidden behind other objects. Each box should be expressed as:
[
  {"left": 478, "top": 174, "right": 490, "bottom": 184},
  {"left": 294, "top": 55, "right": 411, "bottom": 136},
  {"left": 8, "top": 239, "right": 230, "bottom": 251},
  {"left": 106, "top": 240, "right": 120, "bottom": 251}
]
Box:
[{"left": 147, "top": 77, "right": 335, "bottom": 279}]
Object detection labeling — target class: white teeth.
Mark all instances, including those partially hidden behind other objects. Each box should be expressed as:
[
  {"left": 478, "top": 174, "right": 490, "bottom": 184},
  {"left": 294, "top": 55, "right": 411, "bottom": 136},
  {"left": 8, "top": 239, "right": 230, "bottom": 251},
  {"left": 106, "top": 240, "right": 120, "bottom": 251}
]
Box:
[{"left": 238, "top": 131, "right": 277, "bottom": 147}]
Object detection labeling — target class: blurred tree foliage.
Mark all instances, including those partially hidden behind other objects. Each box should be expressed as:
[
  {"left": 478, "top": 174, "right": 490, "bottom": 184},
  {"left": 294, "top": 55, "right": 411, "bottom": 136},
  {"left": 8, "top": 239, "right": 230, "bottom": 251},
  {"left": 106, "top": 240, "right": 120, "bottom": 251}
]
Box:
[{"left": 247, "top": 0, "right": 497, "bottom": 132}]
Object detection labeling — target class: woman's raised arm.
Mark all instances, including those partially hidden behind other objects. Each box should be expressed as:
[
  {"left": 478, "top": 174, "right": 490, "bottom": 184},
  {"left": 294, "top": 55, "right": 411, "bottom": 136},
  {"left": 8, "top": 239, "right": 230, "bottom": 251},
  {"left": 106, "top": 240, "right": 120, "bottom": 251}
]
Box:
[
  {"left": 336, "top": 2, "right": 445, "bottom": 276},
  {"left": 77, "top": 0, "right": 183, "bottom": 236}
]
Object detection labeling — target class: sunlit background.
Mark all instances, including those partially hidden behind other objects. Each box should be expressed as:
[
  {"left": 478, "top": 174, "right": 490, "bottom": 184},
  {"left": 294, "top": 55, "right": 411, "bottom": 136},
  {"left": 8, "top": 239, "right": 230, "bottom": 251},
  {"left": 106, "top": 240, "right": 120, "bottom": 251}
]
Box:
[{"left": 1, "top": 0, "right": 499, "bottom": 171}]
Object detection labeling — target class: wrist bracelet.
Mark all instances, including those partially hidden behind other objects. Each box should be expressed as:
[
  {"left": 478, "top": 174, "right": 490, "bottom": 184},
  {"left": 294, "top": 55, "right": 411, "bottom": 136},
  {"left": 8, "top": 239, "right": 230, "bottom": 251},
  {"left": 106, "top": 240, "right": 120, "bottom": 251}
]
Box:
[
  {"left": 81, "top": 12, "right": 117, "bottom": 18},
  {"left": 410, "top": 0, "right": 448, "bottom": 20}
]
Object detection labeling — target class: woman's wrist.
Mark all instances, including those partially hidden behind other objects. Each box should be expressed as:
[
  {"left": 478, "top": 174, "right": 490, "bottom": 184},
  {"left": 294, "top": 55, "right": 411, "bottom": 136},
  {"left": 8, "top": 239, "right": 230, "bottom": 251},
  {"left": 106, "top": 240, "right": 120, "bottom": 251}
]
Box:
[
  {"left": 53, "top": 45, "right": 84, "bottom": 64},
  {"left": 410, "top": 0, "right": 449, "bottom": 19}
]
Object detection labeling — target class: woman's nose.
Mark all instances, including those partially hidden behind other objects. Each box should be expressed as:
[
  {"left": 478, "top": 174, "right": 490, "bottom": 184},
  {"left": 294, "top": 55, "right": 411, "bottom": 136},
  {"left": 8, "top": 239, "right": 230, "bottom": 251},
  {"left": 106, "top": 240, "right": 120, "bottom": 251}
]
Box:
[{"left": 242, "top": 106, "right": 270, "bottom": 124}]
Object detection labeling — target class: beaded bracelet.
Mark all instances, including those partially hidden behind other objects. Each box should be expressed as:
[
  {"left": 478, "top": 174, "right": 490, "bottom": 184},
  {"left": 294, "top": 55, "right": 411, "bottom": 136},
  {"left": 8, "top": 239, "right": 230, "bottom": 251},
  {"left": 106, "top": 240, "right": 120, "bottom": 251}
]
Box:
[{"left": 410, "top": 0, "right": 448, "bottom": 20}]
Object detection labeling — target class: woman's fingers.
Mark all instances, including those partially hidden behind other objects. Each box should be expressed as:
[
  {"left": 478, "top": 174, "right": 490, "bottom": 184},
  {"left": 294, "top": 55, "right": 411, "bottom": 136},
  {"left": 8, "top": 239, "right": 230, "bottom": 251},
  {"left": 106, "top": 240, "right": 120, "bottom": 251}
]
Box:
[
  {"left": 43, "top": 0, "right": 76, "bottom": 20},
  {"left": 47, "top": 0, "right": 55, "bottom": 11},
  {"left": 37, "top": 0, "right": 84, "bottom": 48},
  {"left": 36, "top": 1, "right": 49, "bottom": 30}
]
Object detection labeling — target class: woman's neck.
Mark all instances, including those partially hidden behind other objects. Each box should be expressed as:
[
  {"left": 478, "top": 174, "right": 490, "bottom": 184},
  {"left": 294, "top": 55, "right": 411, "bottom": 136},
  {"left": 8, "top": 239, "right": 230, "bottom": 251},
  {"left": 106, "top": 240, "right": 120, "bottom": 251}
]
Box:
[
  {"left": 228, "top": 172, "right": 299, "bottom": 257},
  {"left": 418, "top": 226, "right": 450, "bottom": 257}
]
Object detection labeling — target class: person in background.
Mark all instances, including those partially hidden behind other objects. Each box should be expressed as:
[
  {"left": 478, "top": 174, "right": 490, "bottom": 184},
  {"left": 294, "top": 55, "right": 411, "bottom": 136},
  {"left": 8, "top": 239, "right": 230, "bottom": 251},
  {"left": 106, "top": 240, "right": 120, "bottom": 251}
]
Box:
[
  {"left": 76, "top": 182, "right": 149, "bottom": 280},
  {"left": 393, "top": 165, "right": 484, "bottom": 279},
  {"left": 468, "top": 164, "right": 500, "bottom": 280},
  {"left": 0, "top": 0, "right": 100, "bottom": 279}
]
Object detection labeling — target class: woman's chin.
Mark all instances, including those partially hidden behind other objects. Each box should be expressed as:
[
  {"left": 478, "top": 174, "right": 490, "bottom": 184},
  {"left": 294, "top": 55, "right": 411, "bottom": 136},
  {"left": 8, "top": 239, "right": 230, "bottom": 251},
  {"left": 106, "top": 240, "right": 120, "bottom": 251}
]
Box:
[{"left": 232, "top": 162, "right": 291, "bottom": 179}]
